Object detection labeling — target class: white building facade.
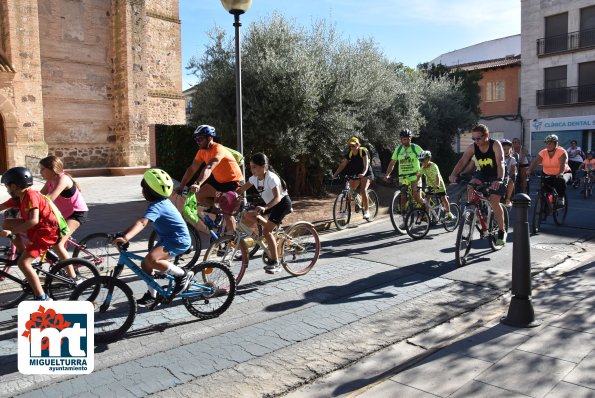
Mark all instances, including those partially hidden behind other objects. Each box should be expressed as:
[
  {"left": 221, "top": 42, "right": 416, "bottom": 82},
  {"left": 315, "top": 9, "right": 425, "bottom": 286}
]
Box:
[{"left": 521, "top": 0, "right": 595, "bottom": 156}]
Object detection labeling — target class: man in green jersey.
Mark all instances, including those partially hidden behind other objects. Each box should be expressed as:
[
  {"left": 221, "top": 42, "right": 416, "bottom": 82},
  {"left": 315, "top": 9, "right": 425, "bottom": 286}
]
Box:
[{"left": 384, "top": 129, "right": 424, "bottom": 207}]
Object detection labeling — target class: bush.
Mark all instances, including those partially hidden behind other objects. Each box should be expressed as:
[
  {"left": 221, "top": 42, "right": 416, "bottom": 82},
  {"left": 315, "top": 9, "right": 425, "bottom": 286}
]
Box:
[{"left": 155, "top": 125, "right": 196, "bottom": 181}]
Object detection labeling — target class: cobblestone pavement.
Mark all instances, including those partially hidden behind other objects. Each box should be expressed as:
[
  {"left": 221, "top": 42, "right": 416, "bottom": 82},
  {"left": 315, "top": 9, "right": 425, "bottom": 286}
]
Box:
[{"left": 0, "top": 175, "right": 593, "bottom": 397}]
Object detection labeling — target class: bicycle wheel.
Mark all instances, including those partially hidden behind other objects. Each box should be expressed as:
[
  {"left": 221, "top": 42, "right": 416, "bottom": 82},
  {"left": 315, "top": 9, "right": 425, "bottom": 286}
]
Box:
[
  {"left": 203, "top": 236, "right": 248, "bottom": 285},
  {"left": 148, "top": 223, "right": 201, "bottom": 269},
  {"left": 488, "top": 203, "right": 507, "bottom": 250},
  {"left": 281, "top": 222, "right": 321, "bottom": 276},
  {"left": 73, "top": 232, "right": 119, "bottom": 274},
  {"left": 0, "top": 266, "right": 29, "bottom": 309},
  {"left": 70, "top": 276, "right": 136, "bottom": 343},
  {"left": 553, "top": 194, "right": 568, "bottom": 226},
  {"left": 366, "top": 189, "right": 379, "bottom": 221},
  {"left": 332, "top": 193, "right": 351, "bottom": 230},
  {"left": 455, "top": 209, "right": 475, "bottom": 267},
  {"left": 389, "top": 191, "right": 406, "bottom": 234},
  {"left": 405, "top": 208, "right": 430, "bottom": 239},
  {"left": 443, "top": 203, "right": 461, "bottom": 232},
  {"left": 46, "top": 258, "right": 100, "bottom": 301},
  {"left": 184, "top": 261, "right": 236, "bottom": 319}
]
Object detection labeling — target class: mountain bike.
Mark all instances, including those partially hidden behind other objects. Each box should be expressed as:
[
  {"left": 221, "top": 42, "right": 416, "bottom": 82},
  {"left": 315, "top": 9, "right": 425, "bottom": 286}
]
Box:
[
  {"left": 389, "top": 182, "right": 421, "bottom": 234},
  {"left": 203, "top": 202, "right": 321, "bottom": 285},
  {"left": 531, "top": 174, "right": 569, "bottom": 234},
  {"left": 332, "top": 175, "right": 379, "bottom": 230},
  {"left": 455, "top": 181, "right": 510, "bottom": 267},
  {"left": 69, "top": 242, "right": 236, "bottom": 343},
  {"left": 405, "top": 187, "right": 460, "bottom": 239},
  {"left": 0, "top": 236, "right": 99, "bottom": 309}
]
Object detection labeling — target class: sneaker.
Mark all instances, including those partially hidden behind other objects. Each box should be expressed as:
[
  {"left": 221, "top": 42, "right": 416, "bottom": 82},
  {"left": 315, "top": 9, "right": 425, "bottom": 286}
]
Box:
[
  {"left": 264, "top": 262, "right": 282, "bottom": 274},
  {"left": 505, "top": 200, "right": 512, "bottom": 208},
  {"left": 362, "top": 210, "right": 370, "bottom": 219},
  {"left": 172, "top": 270, "right": 194, "bottom": 297},
  {"left": 496, "top": 230, "right": 507, "bottom": 246},
  {"left": 136, "top": 291, "right": 156, "bottom": 307},
  {"left": 36, "top": 295, "right": 53, "bottom": 302}
]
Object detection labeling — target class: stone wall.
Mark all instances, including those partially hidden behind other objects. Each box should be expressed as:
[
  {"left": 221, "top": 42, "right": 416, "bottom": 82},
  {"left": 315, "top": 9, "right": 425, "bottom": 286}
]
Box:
[{"left": 38, "top": 0, "right": 115, "bottom": 168}]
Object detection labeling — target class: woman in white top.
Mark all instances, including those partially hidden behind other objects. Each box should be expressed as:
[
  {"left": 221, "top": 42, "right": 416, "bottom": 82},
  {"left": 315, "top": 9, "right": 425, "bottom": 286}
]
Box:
[
  {"left": 237, "top": 153, "right": 292, "bottom": 274},
  {"left": 567, "top": 140, "right": 585, "bottom": 186}
]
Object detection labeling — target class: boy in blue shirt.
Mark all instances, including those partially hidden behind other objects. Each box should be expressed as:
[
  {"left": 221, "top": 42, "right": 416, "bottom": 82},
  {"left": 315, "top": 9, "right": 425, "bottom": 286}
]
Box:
[{"left": 113, "top": 169, "right": 193, "bottom": 307}]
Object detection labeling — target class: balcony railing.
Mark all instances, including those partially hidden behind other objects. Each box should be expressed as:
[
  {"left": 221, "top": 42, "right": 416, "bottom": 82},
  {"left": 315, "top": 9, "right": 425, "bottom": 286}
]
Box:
[
  {"left": 537, "top": 28, "right": 595, "bottom": 55},
  {"left": 536, "top": 84, "right": 595, "bottom": 106}
]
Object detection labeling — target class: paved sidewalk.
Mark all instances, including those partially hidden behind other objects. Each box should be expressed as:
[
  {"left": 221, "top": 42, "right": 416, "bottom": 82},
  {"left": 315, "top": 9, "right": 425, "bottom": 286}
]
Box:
[{"left": 287, "top": 260, "right": 595, "bottom": 398}]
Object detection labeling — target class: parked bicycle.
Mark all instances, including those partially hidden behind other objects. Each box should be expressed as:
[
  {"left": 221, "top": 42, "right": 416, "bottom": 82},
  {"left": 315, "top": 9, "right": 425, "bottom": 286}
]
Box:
[
  {"left": 332, "top": 175, "right": 379, "bottom": 230},
  {"left": 455, "top": 181, "right": 510, "bottom": 267},
  {"left": 69, "top": 241, "right": 235, "bottom": 343},
  {"left": 531, "top": 174, "right": 569, "bottom": 234},
  {"left": 0, "top": 235, "right": 99, "bottom": 309},
  {"left": 405, "top": 187, "right": 461, "bottom": 239},
  {"left": 203, "top": 202, "right": 321, "bottom": 285}
]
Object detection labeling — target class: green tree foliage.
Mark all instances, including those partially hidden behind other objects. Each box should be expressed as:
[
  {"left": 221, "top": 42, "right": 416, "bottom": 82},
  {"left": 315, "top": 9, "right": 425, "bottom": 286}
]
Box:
[{"left": 185, "top": 14, "right": 478, "bottom": 195}]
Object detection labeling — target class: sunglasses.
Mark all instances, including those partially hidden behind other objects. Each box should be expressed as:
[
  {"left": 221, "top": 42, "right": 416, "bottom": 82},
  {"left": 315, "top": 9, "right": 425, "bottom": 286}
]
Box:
[
  {"left": 194, "top": 135, "right": 207, "bottom": 142},
  {"left": 349, "top": 144, "right": 357, "bottom": 148},
  {"left": 471, "top": 136, "right": 483, "bottom": 141}
]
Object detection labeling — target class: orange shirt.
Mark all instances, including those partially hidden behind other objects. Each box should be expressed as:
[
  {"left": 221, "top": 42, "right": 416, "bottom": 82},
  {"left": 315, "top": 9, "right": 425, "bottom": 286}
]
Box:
[
  {"left": 194, "top": 142, "right": 243, "bottom": 183},
  {"left": 539, "top": 147, "right": 570, "bottom": 175}
]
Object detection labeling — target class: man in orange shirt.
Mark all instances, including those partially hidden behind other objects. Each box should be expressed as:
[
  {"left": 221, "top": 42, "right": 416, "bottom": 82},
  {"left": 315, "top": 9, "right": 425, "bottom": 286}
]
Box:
[{"left": 177, "top": 125, "right": 244, "bottom": 231}]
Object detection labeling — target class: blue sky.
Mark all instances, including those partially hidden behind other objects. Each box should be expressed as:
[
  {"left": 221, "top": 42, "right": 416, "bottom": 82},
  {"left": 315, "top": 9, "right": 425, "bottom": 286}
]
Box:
[{"left": 179, "top": 0, "right": 520, "bottom": 89}]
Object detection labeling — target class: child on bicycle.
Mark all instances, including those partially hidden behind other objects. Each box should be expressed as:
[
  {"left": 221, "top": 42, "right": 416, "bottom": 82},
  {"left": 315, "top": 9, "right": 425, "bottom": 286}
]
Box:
[
  {"left": 0, "top": 167, "right": 60, "bottom": 301},
  {"left": 501, "top": 139, "right": 517, "bottom": 208},
  {"left": 578, "top": 151, "right": 595, "bottom": 193},
  {"left": 113, "top": 169, "right": 194, "bottom": 307},
  {"left": 417, "top": 151, "right": 454, "bottom": 219},
  {"left": 39, "top": 155, "right": 89, "bottom": 272},
  {"left": 236, "top": 153, "right": 292, "bottom": 274}
]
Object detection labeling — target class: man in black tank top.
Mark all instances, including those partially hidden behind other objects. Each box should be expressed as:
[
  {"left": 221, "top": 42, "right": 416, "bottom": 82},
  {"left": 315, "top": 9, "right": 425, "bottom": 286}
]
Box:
[{"left": 449, "top": 124, "right": 508, "bottom": 246}]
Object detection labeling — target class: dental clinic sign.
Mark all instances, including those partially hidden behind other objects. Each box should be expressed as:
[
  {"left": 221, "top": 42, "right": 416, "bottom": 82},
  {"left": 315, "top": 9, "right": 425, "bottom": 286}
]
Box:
[{"left": 531, "top": 115, "right": 595, "bottom": 132}]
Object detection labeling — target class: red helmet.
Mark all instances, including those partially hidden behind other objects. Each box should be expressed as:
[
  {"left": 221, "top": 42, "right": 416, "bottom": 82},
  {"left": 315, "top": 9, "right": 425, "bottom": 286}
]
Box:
[{"left": 217, "top": 191, "right": 241, "bottom": 214}]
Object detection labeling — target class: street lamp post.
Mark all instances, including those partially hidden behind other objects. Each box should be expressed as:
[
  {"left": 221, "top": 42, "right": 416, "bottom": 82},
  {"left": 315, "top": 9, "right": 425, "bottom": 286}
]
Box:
[{"left": 220, "top": 0, "right": 252, "bottom": 178}]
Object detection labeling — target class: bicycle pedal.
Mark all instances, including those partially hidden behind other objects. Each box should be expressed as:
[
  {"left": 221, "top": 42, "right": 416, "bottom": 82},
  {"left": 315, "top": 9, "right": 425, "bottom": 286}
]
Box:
[{"left": 148, "top": 296, "right": 164, "bottom": 310}]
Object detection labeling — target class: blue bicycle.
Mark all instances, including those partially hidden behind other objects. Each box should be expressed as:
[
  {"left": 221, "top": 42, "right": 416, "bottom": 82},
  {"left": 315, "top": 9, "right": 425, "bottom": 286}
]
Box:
[{"left": 69, "top": 242, "right": 236, "bottom": 343}]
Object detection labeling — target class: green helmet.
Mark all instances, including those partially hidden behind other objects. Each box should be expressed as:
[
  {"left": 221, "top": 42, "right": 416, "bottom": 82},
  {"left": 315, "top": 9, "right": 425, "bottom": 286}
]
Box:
[{"left": 142, "top": 168, "right": 173, "bottom": 198}]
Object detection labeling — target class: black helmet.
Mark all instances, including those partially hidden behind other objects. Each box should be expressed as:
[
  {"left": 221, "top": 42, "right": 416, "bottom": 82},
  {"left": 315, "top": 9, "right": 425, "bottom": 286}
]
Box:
[
  {"left": 399, "top": 129, "right": 412, "bottom": 138},
  {"left": 1, "top": 167, "right": 33, "bottom": 188}
]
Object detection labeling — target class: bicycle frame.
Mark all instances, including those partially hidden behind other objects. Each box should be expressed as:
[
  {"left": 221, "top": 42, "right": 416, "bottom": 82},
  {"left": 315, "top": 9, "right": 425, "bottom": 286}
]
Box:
[
  {"left": 111, "top": 249, "right": 217, "bottom": 301},
  {"left": 464, "top": 185, "right": 496, "bottom": 236}
]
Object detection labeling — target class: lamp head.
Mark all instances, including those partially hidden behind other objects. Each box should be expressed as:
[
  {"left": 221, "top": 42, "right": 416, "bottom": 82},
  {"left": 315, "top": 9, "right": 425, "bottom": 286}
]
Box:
[{"left": 220, "top": 0, "right": 252, "bottom": 14}]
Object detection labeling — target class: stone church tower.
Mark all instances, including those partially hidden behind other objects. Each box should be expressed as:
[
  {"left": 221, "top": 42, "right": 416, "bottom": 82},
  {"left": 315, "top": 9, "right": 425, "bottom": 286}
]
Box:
[{"left": 0, "top": 0, "right": 184, "bottom": 174}]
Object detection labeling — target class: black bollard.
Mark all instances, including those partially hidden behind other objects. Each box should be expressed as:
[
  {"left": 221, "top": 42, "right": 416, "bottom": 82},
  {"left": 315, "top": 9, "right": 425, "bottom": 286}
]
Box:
[{"left": 501, "top": 193, "right": 542, "bottom": 328}]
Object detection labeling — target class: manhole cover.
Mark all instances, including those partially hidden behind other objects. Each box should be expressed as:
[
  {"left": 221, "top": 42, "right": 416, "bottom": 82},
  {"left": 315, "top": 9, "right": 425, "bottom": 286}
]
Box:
[{"left": 532, "top": 243, "right": 582, "bottom": 253}]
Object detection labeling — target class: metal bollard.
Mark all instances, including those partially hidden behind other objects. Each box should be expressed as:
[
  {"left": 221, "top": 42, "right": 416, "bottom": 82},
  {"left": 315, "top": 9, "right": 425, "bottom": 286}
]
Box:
[{"left": 501, "top": 193, "right": 542, "bottom": 328}]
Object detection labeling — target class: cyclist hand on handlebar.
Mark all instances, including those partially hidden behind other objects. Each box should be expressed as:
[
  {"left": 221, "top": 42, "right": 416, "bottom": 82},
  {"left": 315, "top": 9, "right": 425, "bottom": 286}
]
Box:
[{"left": 490, "top": 179, "right": 503, "bottom": 191}]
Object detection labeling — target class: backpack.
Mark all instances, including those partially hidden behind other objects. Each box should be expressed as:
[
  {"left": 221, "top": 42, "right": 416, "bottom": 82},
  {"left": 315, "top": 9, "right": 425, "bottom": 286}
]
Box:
[
  {"left": 222, "top": 145, "right": 245, "bottom": 166},
  {"left": 348, "top": 147, "right": 370, "bottom": 159},
  {"left": 43, "top": 195, "right": 70, "bottom": 238},
  {"left": 395, "top": 143, "right": 422, "bottom": 158}
]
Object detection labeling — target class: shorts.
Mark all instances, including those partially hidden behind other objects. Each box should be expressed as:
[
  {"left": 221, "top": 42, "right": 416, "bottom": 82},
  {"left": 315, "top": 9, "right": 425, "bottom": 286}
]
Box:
[
  {"left": 156, "top": 238, "right": 192, "bottom": 258},
  {"left": 67, "top": 211, "right": 87, "bottom": 224},
  {"left": 518, "top": 163, "right": 529, "bottom": 168},
  {"left": 264, "top": 196, "right": 292, "bottom": 225},
  {"left": 474, "top": 174, "right": 507, "bottom": 197},
  {"left": 398, "top": 174, "right": 421, "bottom": 186},
  {"left": 26, "top": 227, "right": 59, "bottom": 259},
  {"left": 432, "top": 190, "right": 446, "bottom": 197},
  {"left": 205, "top": 174, "right": 240, "bottom": 193}
]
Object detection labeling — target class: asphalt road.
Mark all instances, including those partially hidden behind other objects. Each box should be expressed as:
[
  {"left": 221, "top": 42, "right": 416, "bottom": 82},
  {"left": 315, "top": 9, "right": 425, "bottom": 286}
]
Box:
[{"left": 0, "top": 181, "right": 594, "bottom": 397}]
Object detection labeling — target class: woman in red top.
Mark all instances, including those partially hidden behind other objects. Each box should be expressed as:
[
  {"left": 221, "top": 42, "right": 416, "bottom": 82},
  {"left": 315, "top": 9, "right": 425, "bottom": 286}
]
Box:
[
  {"left": 1, "top": 167, "right": 59, "bottom": 301},
  {"left": 528, "top": 134, "right": 571, "bottom": 206}
]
